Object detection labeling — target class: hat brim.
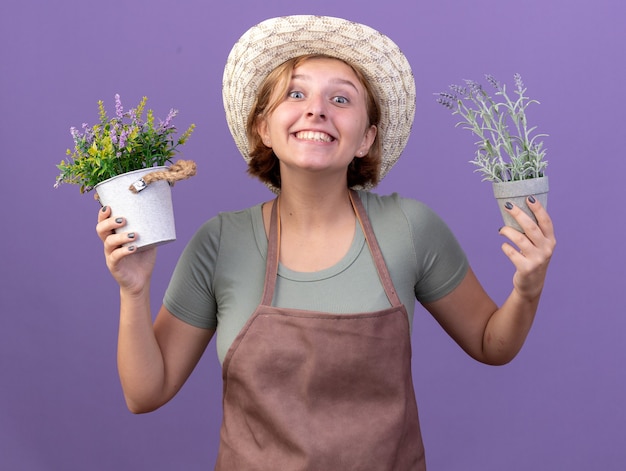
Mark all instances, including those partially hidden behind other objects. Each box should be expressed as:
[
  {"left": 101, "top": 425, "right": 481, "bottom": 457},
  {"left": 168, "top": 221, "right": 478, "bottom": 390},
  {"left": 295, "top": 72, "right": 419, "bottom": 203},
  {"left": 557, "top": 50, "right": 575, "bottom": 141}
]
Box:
[{"left": 222, "top": 15, "right": 415, "bottom": 191}]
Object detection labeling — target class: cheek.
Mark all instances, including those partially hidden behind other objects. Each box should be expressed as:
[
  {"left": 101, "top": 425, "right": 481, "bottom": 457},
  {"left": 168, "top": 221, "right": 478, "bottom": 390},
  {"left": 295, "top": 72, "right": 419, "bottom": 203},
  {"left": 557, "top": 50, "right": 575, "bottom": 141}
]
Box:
[{"left": 260, "top": 107, "right": 296, "bottom": 147}]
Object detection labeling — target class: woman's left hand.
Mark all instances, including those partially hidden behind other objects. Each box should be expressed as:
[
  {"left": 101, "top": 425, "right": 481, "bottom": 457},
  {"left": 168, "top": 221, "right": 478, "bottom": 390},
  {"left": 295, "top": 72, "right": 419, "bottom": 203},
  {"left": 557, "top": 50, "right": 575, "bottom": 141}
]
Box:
[{"left": 499, "top": 196, "right": 557, "bottom": 302}]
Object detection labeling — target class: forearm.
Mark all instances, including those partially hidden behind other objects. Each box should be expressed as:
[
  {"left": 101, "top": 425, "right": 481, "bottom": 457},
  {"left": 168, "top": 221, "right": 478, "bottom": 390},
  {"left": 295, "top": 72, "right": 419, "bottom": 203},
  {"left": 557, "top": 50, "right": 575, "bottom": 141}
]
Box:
[
  {"left": 117, "top": 285, "right": 167, "bottom": 413},
  {"left": 481, "top": 289, "right": 540, "bottom": 365}
]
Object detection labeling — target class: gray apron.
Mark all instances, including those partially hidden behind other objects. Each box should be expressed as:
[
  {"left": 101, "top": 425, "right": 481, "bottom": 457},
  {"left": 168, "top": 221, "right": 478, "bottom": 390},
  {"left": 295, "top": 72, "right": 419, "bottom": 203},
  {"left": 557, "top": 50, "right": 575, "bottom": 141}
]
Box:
[{"left": 216, "top": 190, "right": 426, "bottom": 470}]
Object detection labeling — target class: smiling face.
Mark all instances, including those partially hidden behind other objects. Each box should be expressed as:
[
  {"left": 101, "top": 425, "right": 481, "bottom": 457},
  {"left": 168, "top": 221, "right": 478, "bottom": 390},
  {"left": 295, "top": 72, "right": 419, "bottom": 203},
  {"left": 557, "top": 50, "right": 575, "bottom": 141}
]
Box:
[{"left": 251, "top": 56, "right": 378, "bottom": 190}]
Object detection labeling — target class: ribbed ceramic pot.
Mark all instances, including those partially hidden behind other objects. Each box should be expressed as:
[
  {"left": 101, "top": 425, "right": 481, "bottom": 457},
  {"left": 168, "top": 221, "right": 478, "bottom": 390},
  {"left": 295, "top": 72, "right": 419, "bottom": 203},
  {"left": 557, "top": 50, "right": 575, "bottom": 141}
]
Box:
[
  {"left": 492, "top": 176, "right": 549, "bottom": 232},
  {"left": 95, "top": 167, "right": 176, "bottom": 251}
]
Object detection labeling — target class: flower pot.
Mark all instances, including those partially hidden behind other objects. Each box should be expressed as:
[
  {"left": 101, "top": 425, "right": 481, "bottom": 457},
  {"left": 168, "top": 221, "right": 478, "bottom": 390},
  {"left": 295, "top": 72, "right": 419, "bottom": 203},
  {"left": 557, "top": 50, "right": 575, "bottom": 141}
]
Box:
[
  {"left": 95, "top": 167, "right": 176, "bottom": 251},
  {"left": 492, "top": 176, "right": 549, "bottom": 232}
]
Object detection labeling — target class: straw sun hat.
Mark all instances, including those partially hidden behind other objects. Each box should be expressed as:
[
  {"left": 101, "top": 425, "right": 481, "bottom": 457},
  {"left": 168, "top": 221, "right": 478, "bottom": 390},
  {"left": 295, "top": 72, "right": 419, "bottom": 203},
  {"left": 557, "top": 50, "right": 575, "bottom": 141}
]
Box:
[{"left": 222, "top": 15, "right": 416, "bottom": 190}]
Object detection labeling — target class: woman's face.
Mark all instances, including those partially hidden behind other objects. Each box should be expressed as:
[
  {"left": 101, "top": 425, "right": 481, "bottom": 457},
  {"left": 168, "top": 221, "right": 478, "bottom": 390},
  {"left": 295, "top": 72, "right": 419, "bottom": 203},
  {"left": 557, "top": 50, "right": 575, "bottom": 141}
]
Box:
[{"left": 257, "top": 57, "right": 377, "bottom": 185}]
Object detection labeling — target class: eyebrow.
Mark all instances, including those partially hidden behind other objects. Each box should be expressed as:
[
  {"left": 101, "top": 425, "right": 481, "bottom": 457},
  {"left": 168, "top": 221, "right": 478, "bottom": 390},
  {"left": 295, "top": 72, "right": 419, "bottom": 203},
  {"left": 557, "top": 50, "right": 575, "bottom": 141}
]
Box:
[{"left": 291, "top": 74, "right": 360, "bottom": 93}]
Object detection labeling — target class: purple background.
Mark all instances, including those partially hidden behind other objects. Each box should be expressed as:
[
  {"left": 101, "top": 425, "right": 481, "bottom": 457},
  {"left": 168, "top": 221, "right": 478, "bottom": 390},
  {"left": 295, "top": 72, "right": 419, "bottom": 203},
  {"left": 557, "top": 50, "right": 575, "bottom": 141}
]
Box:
[{"left": 1, "top": 0, "right": 624, "bottom": 469}]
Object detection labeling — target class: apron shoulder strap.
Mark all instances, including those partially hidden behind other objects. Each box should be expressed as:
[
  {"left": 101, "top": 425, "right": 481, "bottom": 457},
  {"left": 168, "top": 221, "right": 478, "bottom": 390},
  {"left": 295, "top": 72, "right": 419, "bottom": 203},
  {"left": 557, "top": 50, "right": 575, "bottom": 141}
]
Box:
[
  {"left": 260, "top": 198, "right": 280, "bottom": 306},
  {"left": 349, "top": 190, "right": 403, "bottom": 308}
]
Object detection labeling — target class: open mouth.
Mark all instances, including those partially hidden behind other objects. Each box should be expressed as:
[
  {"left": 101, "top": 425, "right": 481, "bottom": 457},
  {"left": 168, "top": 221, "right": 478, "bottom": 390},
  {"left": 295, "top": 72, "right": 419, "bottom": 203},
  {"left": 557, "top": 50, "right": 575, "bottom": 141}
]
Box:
[{"left": 294, "top": 131, "right": 335, "bottom": 142}]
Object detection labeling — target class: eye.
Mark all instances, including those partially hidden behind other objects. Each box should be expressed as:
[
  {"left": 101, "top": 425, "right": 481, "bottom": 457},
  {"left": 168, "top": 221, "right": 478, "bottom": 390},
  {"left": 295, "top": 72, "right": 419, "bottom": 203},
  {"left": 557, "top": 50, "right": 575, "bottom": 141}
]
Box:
[
  {"left": 333, "top": 96, "right": 349, "bottom": 104},
  {"left": 288, "top": 90, "right": 304, "bottom": 99}
]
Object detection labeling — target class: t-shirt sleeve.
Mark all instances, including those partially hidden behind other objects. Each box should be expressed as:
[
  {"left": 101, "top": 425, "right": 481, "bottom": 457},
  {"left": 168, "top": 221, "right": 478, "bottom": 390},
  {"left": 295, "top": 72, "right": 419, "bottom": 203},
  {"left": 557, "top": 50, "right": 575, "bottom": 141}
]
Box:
[
  {"left": 163, "top": 216, "right": 221, "bottom": 330},
  {"left": 398, "top": 197, "right": 469, "bottom": 304}
]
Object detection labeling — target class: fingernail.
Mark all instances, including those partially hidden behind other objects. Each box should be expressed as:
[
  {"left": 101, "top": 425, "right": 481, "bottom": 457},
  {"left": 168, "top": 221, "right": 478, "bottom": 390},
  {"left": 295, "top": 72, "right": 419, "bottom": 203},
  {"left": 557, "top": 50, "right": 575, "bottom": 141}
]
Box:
[
  {"left": 504, "top": 202, "right": 514, "bottom": 210},
  {"left": 115, "top": 217, "right": 123, "bottom": 224},
  {"left": 128, "top": 246, "right": 135, "bottom": 252},
  {"left": 101, "top": 206, "right": 108, "bottom": 212},
  {"left": 498, "top": 226, "right": 504, "bottom": 233},
  {"left": 528, "top": 195, "right": 536, "bottom": 204},
  {"left": 127, "top": 233, "right": 135, "bottom": 239}
]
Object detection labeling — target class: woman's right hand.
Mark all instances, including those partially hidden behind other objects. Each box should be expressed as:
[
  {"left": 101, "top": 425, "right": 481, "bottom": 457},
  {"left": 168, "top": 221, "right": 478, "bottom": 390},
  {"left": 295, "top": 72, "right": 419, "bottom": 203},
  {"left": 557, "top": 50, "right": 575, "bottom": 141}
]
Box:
[{"left": 96, "top": 205, "right": 157, "bottom": 294}]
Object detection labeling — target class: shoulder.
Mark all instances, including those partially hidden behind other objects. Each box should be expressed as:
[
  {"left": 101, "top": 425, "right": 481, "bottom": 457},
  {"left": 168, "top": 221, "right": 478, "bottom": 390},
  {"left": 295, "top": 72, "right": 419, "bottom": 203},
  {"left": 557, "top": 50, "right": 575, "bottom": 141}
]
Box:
[
  {"left": 359, "top": 190, "right": 464, "bottom": 262},
  {"left": 358, "top": 190, "right": 443, "bottom": 231},
  {"left": 192, "top": 204, "right": 261, "bottom": 240},
  {"left": 358, "top": 190, "right": 430, "bottom": 212},
  {"left": 181, "top": 204, "right": 263, "bottom": 265}
]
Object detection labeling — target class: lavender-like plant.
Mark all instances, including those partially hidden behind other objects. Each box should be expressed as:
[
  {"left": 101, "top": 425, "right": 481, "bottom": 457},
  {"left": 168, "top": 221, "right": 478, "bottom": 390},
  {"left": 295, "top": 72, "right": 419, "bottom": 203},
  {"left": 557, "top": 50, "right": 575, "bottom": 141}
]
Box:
[
  {"left": 435, "top": 74, "right": 547, "bottom": 182},
  {"left": 55, "top": 95, "right": 195, "bottom": 193}
]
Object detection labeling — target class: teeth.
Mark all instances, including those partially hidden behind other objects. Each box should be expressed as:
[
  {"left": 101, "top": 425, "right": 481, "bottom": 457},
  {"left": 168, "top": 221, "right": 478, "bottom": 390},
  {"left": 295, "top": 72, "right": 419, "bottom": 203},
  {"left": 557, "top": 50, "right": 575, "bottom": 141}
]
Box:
[{"left": 295, "top": 131, "right": 333, "bottom": 142}]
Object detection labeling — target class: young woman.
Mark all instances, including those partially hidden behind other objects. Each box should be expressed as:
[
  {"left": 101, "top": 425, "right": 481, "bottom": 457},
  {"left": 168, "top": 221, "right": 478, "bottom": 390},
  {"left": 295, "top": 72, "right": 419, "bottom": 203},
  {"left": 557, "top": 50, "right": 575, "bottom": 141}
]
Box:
[{"left": 96, "top": 15, "right": 556, "bottom": 470}]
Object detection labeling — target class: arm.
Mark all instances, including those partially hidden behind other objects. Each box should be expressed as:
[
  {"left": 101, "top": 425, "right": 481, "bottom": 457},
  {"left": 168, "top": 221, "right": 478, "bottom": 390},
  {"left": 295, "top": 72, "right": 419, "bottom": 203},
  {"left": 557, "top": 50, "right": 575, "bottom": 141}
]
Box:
[
  {"left": 423, "top": 196, "right": 556, "bottom": 365},
  {"left": 97, "top": 206, "right": 214, "bottom": 413}
]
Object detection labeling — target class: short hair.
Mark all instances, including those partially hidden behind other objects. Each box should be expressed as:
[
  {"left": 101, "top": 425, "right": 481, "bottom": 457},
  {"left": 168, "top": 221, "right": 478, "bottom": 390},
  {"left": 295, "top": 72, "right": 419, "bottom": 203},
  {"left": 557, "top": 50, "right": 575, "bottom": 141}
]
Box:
[{"left": 245, "top": 54, "right": 382, "bottom": 190}]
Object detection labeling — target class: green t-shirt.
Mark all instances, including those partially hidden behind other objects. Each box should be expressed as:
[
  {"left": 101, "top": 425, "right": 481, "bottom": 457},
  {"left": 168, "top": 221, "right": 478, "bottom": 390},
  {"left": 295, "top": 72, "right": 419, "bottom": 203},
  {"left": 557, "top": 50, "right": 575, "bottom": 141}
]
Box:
[{"left": 164, "top": 191, "right": 468, "bottom": 364}]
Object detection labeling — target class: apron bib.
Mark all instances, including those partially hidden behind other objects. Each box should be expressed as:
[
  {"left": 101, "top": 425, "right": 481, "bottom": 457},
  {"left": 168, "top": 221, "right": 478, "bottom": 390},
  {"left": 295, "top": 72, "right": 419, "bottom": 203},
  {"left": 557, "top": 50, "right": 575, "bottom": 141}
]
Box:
[{"left": 216, "top": 191, "right": 426, "bottom": 470}]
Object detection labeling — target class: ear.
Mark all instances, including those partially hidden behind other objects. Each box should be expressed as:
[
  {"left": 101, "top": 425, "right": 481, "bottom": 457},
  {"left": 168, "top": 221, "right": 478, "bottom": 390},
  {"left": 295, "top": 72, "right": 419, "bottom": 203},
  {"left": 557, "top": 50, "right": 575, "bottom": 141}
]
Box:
[
  {"left": 356, "top": 125, "right": 377, "bottom": 158},
  {"left": 256, "top": 118, "right": 272, "bottom": 147}
]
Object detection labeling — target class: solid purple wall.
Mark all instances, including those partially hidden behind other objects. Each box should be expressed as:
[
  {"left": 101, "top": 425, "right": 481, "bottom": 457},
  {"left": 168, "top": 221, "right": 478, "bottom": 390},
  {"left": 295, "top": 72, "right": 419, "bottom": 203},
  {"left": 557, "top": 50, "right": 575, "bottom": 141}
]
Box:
[{"left": 1, "top": 0, "right": 624, "bottom": 470}]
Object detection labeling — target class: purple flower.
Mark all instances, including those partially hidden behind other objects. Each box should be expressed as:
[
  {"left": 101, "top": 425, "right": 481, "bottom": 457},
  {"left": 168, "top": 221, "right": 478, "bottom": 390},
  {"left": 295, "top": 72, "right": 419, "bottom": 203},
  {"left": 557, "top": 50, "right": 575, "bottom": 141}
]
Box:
[
  {"left": 115, "top": 94, "right": 124, "bottom": 118},
  {"left": 81, "top": 124, "right": 95, "bottom": 145},
  {"left": 161, "top": 108, "right": 178, "bottom": 129},
  {"left": 514, "top": 73, "right": 524, "bottom": 94},
  {"left": 110, "top": 123, "right": 118, "bottom": 145},
  {"left": 436, "top": 97, "right": 454, "bottom": 110},
  {"left": 464, "top": 79, "right": 483, "bottom": 97},
  {"left": 449, "top": 85, "right": 466, "bottom": 97},
  {"left": 119, "top": 129, "right": 128, "bottom": 148},
  {"left": 128, "top": 108, "right": 140, "bottom": 126},
  {"left": 485, "top": 75, "right": 501, "bottom": 91}
]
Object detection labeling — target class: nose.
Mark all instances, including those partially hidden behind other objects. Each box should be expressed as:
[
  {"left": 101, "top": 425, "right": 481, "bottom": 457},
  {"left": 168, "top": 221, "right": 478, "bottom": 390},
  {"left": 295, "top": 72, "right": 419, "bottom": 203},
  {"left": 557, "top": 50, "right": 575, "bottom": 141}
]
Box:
[{"left": 306, "top": 94, "right": 327, "bottom": 119}]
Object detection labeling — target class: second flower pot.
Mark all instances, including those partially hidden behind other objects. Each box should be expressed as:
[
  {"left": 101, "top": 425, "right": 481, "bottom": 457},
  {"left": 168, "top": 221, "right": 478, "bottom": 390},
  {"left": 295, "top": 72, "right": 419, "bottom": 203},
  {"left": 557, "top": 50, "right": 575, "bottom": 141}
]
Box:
[{"left": 492, "top": 176, "right": 549, "bottom": 232}]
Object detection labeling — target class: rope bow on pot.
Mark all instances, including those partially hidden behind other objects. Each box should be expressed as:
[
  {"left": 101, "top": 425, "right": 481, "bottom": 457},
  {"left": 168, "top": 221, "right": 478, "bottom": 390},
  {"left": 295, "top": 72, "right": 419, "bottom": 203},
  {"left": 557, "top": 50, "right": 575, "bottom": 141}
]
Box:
[{"left": 129, "top": 160, "right": 197, "bottom": 193}]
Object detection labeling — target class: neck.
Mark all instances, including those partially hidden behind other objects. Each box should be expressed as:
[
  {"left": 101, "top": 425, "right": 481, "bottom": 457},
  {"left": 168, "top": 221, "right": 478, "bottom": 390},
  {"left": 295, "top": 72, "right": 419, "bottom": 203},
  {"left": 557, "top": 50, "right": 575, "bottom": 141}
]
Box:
[{"left": 277, "top": 183, "right": 355, "bottom": 231}]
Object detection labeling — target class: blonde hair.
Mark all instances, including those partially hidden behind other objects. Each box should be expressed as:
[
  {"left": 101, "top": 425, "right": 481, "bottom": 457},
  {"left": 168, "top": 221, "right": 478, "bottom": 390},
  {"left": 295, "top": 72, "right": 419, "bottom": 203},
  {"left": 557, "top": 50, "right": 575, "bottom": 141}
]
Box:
[{"left": 246, "top": 54, "right": 382, "bottom": 190}]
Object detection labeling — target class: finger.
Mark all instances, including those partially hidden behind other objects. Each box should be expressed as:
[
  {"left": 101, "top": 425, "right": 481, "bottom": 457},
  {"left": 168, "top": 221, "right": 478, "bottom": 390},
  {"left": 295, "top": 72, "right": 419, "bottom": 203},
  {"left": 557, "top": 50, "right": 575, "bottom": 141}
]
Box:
[
  {"left": 526, "top": 196, "right": 556, "bottom": 240},
  {"left": 499, "top": 203, "right": 536, "bottom": 247},
  {"left": 97, "top": 205, "right": 111, "bottom": 223},
  {"left": 500, "top": 220, "right": 554, "bottom": 273},
  {"left": 96, "top": 213, "right": 127, "bottom": 242},
  {"left": 501, "top": 241, "right": 526, "bottom": 262},
  {"left": 508, "top": 197, "right": 556, "bottom": 256},
  {"left": 503, "top": 201, "right": 539, "bottom": 234},
  {"left": 502, "top": 199, "right": 552, "bottom": 247},
  {"left": 108, "top": 242, "right": 139, "bottom": 264},
  {"left": 501, "top": 242, "right": 533, "bottom": 274},
  {"left": 104, "top": 230, "right": 137, "bottom": 252},
  {"left": 499, "top": 220, "right": 548, "bottom": 262},
  {"left": 96, "top": 206, "right": 115, "bottom": 241}
]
